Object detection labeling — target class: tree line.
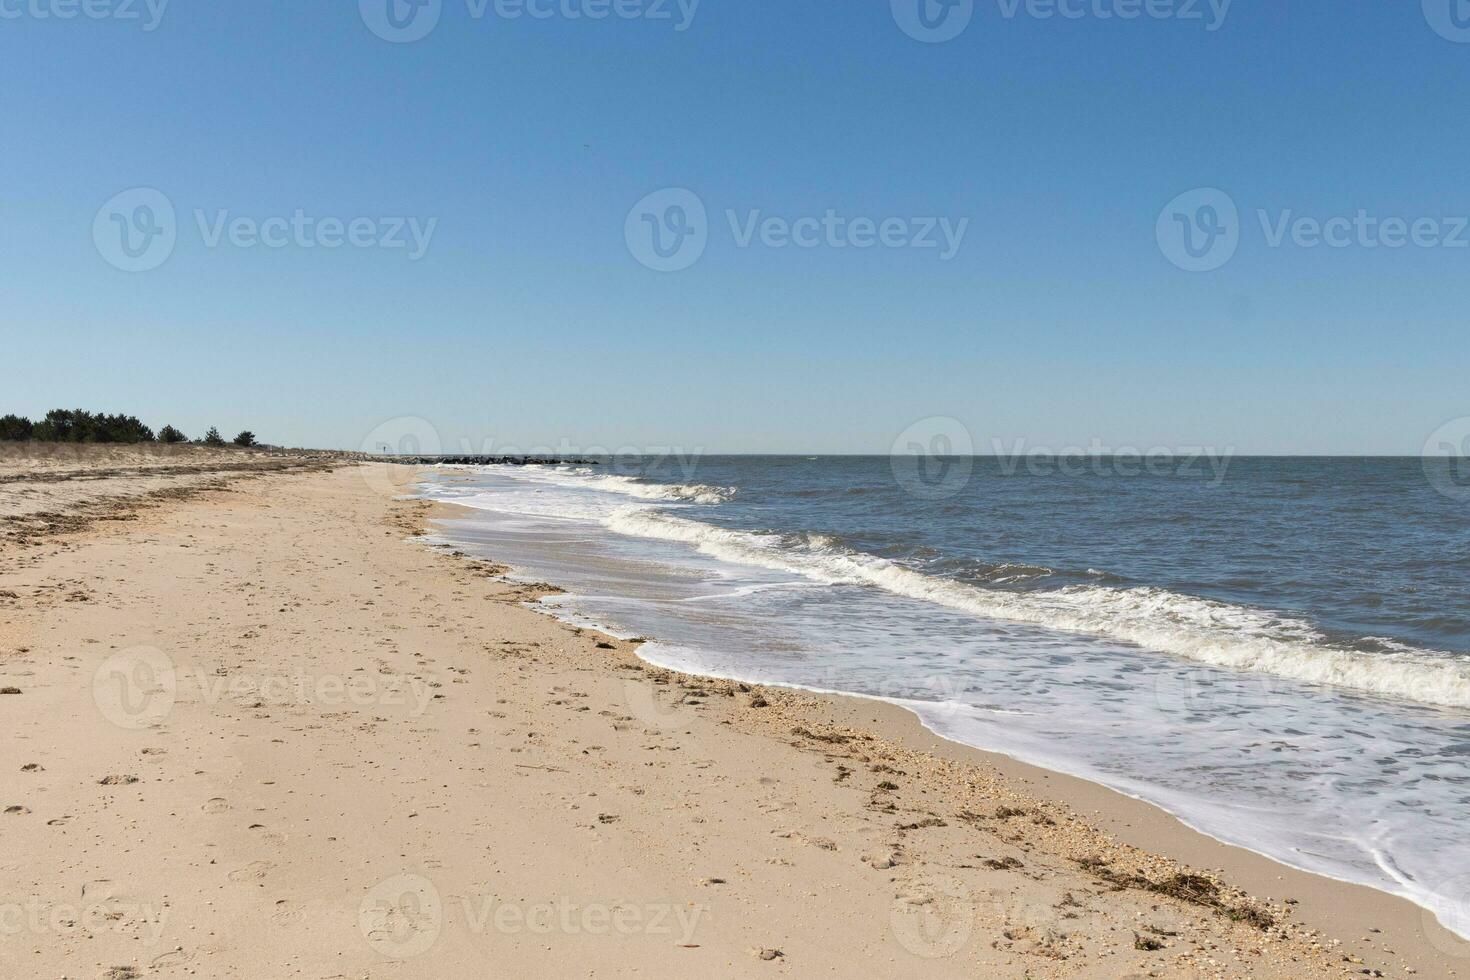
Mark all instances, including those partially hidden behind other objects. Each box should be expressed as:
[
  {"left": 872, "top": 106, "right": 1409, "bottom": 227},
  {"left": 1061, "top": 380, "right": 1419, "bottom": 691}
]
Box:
[{"left": 0, "top": 410, "right": 257, "bottom": 448}]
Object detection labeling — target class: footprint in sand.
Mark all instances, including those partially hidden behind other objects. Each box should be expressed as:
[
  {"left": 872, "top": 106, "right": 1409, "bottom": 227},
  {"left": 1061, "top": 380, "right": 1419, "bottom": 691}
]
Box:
[
  {"left": 226, "top": 861, "right": 273, "bottom": 883},
  {"left": 149, "top": 948, "right": 193, "bottom": 969},
  {"left": 270, "top": 905, "right": 306, "bottom": 926},
  {"left": 201, "top": 798, "right": 230, "bottom": 814}
]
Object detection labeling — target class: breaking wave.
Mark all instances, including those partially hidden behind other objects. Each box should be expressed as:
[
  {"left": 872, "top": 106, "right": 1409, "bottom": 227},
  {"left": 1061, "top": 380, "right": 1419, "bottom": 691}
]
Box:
[
  {"left": 602, "top": 507, "right": 1470, "bottom": 709},
  {"left": 512, "top": 466, "right": 735, "bottom": 505}
]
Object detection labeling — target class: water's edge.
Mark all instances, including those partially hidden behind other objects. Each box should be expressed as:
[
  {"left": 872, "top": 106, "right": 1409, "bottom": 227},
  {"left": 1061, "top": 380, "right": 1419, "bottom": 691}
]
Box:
[{"left": 420, "top": 510, "right": 1466, "bottom": 943}]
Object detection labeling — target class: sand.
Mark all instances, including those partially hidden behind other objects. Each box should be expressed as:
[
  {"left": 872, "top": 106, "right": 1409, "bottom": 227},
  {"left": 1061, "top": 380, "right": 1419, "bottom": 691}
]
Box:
[
  {"left": 0, "top": 442, "right": 343, "bottom": 548},
  {"left": 0, "top": 451, "right": 1461, "bottom": 978}
]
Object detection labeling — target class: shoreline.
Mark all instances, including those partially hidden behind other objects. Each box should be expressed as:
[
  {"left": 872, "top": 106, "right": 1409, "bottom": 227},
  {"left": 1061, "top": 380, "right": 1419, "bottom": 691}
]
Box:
[
  {"left": 630, "top": 647, "right": 1427, "bottom": 907},
  {"left": 421, "top": 484, "right": 1469, "bottom": 978},
  {"left": 0, "top": 456, "right": 1458, "bottom": 977},
  {"left": 631, "top": 642, "right": 1464, "bottom": 953}
]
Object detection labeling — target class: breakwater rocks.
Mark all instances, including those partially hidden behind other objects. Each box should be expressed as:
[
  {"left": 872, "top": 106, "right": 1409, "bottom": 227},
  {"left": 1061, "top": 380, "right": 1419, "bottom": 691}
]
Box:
[{"left": 361, "top": 455, "right": 600, "bottom": 466}]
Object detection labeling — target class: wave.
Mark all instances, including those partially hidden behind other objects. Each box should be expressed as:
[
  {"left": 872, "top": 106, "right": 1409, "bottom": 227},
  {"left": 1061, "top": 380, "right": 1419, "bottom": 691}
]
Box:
[
  {"left": 602, "top": 507, "right": 1470, "bottom": 709},
  {"left": 511, "top": 466, "right": 735, "bottom": 505}
]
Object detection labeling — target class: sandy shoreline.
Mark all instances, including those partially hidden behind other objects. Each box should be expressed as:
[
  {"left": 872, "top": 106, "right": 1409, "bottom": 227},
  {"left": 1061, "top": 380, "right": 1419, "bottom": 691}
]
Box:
[{"left": 0, "top": 454, "right": 1460, "bottom": 978}]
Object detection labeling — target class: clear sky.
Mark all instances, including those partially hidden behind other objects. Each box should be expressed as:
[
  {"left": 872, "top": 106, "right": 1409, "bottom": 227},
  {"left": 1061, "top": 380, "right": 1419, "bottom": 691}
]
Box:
[{"left": 2, "top": 1, "right": 1466, "bottom": 453}]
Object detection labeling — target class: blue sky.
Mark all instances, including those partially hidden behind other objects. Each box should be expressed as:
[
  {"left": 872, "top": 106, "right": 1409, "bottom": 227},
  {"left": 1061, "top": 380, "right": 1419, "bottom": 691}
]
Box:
[{"left": 1, "top": 1, "right": 1467, "bottom": 453}]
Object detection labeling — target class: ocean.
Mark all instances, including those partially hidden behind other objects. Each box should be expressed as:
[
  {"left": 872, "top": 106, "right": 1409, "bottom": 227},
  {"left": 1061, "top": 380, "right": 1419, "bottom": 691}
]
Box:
[{"left": 416, "top": 455, "right": 1470, "bottom": 938}]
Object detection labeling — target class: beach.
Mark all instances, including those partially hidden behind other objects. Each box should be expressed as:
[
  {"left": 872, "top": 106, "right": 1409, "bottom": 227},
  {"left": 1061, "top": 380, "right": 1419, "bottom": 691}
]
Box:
[{"left": 0, "top": 451, "right": 1460, "bottom": 979}]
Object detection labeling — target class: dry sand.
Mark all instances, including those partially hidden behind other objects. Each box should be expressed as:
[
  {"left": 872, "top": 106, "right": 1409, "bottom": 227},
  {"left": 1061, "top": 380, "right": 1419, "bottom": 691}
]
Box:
[
  {"left": 0, "top": 451, "right": 1462, "bottom": 978},
  {"left": 0, "top": 442, "right": 343, "bottom": 548}
]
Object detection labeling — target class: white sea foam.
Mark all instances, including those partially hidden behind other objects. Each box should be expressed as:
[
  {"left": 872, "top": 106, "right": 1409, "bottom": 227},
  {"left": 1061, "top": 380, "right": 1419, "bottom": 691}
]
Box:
[
  {"left": 603, "top": 507, "right": 1470, "bottom": 709},
  {"left": 509, "top": 466, "right": 735, "bottom": 505}
]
